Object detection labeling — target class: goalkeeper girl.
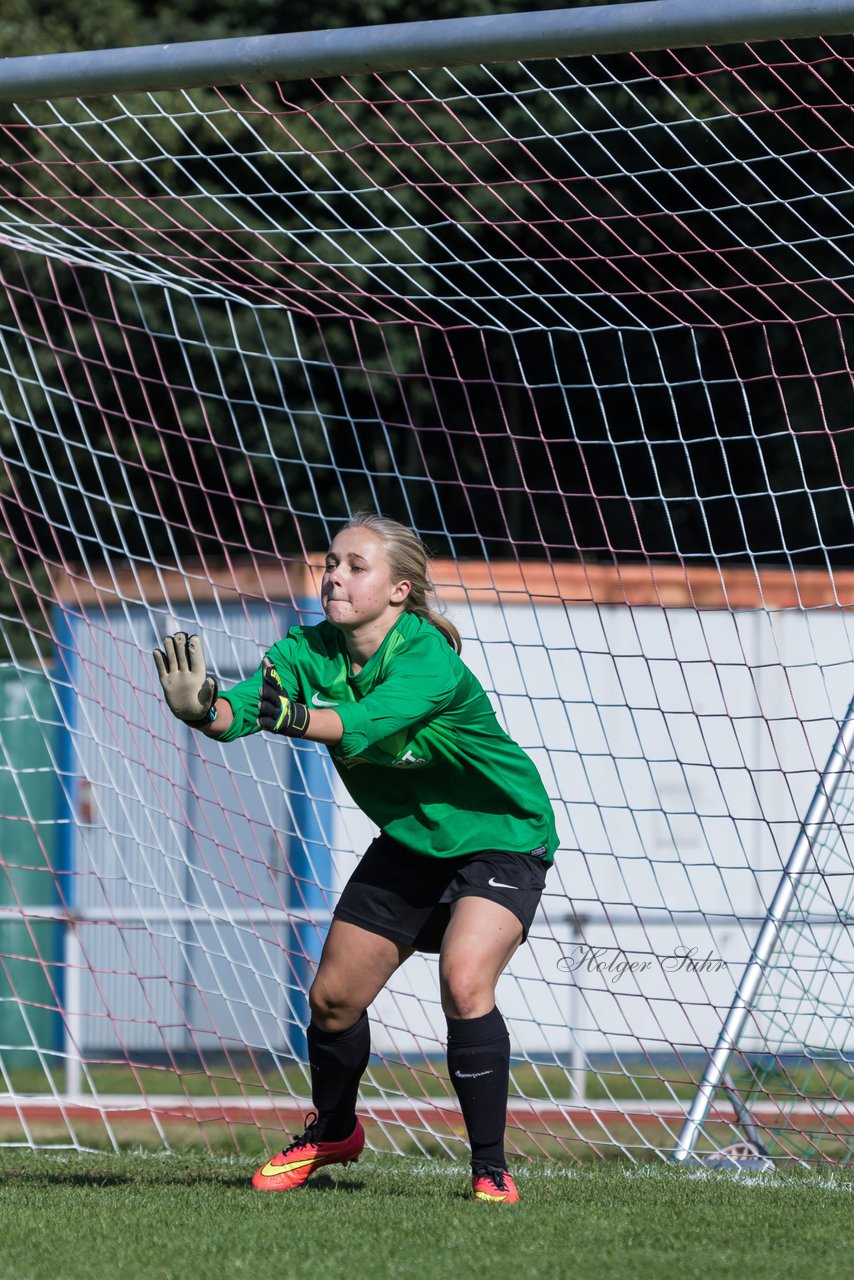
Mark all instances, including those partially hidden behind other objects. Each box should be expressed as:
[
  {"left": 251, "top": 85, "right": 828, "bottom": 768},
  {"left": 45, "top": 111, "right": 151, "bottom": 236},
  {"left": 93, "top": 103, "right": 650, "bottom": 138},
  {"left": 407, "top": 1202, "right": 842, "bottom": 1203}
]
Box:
[{"left": 153, "top": 513, "right": 558, "bottom": 1204}]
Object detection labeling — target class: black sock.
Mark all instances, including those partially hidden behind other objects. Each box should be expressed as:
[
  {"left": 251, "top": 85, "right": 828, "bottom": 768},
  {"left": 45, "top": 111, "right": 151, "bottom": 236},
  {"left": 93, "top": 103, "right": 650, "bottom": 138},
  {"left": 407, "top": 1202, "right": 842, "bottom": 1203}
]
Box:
[
  {"left": 307, "top": 1011, "right": 370, "bottom": 1141},
  {"left": 446, "top": 1007, "right": 510, "bottom": 1169}
]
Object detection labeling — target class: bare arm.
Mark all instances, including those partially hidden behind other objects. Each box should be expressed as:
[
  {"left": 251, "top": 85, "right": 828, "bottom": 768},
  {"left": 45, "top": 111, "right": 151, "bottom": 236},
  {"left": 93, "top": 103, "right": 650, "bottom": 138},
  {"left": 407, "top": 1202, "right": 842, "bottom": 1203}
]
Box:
[
  {"left": 198, "top": 697, "right": 234, "bottom": 739},
  {"left": 300, "top": 707, "right": 343, "bottom": 746}
]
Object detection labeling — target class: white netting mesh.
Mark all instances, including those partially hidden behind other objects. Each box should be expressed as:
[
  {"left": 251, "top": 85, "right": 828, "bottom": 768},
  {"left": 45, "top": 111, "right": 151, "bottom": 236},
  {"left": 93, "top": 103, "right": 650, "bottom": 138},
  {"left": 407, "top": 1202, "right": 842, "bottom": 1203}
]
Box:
[{"left": 0, "top": 33, "right": 852, "bottom": 1161}]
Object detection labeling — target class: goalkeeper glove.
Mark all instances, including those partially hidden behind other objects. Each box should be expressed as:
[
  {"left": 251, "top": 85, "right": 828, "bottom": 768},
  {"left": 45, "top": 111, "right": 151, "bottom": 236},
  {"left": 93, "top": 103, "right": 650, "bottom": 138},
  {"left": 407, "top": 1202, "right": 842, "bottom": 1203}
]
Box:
[
  {"left": 257, "top": 658, "right": 310, "bottom": 737},
  {"left": 152, "top": 632, "right": 219, "bottom": 727}
]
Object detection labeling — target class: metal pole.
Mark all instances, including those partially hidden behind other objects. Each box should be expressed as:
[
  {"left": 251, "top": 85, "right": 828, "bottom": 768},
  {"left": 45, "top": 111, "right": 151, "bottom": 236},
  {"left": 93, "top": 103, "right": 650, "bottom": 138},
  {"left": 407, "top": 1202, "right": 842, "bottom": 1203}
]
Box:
[
  {"left": 64, "top": 926, "right": 83, "bottom": 1100},
  {"left": 1, "top": 0, "right": 854, "bottom": 103},
  {"left": 673, "top": 691, "right": 854, "bottom": 1164},
  {"left": 566, "top": 913, "right": 588, "bottom": 1102},
  {"left": 721, "top": 1073, "right": 772, "bottom": 1158}
]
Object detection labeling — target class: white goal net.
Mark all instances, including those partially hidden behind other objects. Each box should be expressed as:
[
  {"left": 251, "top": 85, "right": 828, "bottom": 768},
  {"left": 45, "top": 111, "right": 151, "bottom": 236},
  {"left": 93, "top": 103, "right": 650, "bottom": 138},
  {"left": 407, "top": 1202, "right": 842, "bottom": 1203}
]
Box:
[{"left": 1, "top": 10, "right": 853, "bottom": 1163}]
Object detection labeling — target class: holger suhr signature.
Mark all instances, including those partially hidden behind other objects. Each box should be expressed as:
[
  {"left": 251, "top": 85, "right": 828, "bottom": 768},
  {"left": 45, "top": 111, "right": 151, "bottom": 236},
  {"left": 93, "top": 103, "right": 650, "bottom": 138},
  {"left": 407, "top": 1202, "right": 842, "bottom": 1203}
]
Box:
[{"left": 557, "top": 944, "right": 726, "bottom": 984}]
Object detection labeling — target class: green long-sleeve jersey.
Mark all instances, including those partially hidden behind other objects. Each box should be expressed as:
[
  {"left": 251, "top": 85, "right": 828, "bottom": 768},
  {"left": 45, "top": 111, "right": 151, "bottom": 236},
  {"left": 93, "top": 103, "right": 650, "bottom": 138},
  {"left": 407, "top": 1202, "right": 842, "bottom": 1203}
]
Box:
[{"left": 219, "top": 610, "right": 558, "bottom": 863}]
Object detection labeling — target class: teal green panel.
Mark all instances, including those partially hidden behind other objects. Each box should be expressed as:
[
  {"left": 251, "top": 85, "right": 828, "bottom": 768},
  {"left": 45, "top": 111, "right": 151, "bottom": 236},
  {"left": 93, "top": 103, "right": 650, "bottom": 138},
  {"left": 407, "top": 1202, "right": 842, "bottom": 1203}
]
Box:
[{"left": 0, "top": 669, "right": 61, "bottom": 1070}]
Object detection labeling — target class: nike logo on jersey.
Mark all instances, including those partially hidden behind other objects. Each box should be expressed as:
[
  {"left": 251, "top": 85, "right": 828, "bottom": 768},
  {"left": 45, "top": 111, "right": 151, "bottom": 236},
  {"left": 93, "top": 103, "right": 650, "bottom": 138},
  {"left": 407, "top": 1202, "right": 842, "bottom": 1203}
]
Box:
[
  {"left": 311, "top": 693, "right": 338, "bottom": 707},
  {"left": 488, "top": 877, "right": 518, "bottom": 890}
]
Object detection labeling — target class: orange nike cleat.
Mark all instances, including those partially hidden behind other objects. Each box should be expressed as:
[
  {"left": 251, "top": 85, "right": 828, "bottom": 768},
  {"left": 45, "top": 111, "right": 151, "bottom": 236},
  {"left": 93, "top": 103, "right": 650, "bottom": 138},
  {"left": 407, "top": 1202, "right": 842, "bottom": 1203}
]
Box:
[
  {"left": 251, "top": 1114, "right": 365, "bottom": 1191},
  {"left": 471, "top": 1165, "right": 520, "bottom": 1203}
]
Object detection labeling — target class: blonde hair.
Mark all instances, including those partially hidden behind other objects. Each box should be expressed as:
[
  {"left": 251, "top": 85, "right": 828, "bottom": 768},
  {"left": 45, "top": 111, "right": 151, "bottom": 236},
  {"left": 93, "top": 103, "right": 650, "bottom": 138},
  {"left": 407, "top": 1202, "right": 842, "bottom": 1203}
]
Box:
[{"left": 343, "top": 512, "right": 462, "bottom": 653}]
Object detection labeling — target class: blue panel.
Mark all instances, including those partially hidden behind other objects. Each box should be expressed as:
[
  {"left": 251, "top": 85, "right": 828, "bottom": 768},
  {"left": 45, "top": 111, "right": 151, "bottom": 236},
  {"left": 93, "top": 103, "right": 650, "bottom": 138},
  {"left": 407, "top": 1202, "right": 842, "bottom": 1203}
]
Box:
[{"left": 287, "top": 597, "right": 335, "bottom": 1060}]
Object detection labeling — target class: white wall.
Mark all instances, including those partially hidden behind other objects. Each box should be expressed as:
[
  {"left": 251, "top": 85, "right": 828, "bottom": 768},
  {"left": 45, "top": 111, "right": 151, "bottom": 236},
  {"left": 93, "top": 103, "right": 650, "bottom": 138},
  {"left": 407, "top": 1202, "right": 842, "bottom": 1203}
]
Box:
[{"left": 337, "top": 600, "right": 854, "bottom": 1063}]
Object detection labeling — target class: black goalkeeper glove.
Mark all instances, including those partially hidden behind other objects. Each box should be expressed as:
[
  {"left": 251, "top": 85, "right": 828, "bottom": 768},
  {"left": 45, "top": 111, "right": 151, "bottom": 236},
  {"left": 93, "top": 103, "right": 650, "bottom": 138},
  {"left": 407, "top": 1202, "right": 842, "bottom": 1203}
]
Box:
[{"left": 257, "top": 658, "right": 310, "bottom": 738}]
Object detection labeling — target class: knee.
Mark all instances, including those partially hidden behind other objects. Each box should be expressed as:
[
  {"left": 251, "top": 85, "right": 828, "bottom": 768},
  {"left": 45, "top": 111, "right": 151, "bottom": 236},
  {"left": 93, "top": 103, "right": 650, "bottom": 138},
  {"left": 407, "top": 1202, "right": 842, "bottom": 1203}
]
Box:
[
  {"left": 308, "top": 979, "right": 362, "bottom": 1033},
  {"left": 439, "top": 964, "right": 494, "bottom": 1020}
]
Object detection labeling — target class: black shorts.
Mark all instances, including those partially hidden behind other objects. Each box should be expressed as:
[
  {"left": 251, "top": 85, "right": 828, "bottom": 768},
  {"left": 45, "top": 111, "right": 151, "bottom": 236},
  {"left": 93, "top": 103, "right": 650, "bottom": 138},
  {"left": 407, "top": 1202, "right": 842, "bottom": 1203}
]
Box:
[{"left": 333, "top": 832, "right": 549, "bottom": 954}]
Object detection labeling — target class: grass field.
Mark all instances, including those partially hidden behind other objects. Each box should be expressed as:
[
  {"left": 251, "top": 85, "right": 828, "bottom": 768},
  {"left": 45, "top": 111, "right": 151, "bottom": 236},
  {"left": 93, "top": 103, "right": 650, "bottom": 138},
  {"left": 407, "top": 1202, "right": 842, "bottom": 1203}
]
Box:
[{"left": 2, "top": 1150, "right": 854, "bottom": 1280}]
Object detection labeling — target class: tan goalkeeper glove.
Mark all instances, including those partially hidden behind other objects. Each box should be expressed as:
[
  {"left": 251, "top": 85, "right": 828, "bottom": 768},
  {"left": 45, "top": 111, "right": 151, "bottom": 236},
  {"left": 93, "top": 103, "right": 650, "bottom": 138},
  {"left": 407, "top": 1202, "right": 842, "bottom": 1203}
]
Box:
[{"left": 152, "top": 632, "right": 219, "bottom": 727}]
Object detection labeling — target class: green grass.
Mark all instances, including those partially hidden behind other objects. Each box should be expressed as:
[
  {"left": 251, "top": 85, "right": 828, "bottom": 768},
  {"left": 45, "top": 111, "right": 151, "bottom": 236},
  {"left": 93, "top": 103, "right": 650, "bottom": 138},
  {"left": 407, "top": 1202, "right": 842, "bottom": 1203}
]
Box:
[{"left": 2, "top": 1152, "right": 854, "bottom": 1280}]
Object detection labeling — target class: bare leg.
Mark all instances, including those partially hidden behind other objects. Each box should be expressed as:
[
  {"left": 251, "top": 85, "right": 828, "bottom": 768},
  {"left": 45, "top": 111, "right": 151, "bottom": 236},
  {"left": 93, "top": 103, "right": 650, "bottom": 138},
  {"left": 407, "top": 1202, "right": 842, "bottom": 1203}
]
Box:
[
  {"left": 309, "top": 918, "right": 413, "bottom": 1031},
  {"left": 439, "top": 897, "right": 522, "bottom": 1018},
  {"left": 301, "top": 920, "right": 413, "bottom": 1141}
]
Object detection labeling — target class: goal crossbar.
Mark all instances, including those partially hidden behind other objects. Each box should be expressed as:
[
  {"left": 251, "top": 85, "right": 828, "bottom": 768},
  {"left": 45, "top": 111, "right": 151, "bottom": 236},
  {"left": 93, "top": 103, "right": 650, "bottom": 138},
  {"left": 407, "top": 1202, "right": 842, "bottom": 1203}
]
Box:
[{"left": 1, "top": 0, "right": 854, "bottom": 103}]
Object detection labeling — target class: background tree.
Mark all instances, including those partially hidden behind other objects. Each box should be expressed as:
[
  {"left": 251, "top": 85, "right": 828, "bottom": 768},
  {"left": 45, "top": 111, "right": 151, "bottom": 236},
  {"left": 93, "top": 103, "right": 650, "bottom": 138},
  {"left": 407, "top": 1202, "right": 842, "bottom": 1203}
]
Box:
[{"left": 1, "top": 2, "right": 851, "bottom": 661}]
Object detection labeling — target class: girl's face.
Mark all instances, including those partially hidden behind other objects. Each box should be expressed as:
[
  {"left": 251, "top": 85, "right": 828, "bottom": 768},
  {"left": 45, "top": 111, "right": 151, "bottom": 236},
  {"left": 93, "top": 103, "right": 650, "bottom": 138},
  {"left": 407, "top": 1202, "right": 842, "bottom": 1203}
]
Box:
[{"left": 321, "top": 528, "right": 410, "bottom": 631}]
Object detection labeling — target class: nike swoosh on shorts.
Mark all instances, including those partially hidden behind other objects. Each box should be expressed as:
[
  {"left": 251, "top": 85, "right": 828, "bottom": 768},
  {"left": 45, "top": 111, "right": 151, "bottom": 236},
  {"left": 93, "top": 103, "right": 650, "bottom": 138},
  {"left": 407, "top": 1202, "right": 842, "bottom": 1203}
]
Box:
[{"left": 488, "top": 876, "right": 518, "bottom": 890}]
